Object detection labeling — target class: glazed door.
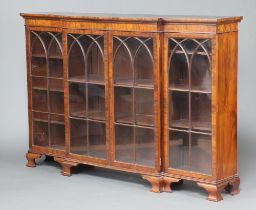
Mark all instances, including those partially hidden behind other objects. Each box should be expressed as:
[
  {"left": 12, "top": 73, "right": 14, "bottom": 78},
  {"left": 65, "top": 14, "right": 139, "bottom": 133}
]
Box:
[
  {"left": 109, "top": 31, "right": 161, "bottom": 173},
  {"left": 65, "top": 30, "right": 109, "bottom": 164},
  {"left": 29, "top": 28, "right": 65, "bottom": 153},
  {"left": 164, "top": 34, "right": 215, "bottom": 178}
]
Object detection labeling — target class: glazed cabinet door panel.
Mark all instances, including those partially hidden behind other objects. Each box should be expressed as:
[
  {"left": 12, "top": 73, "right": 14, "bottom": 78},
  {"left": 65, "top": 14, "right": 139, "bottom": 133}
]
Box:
[
  {"left": 29, "top": 29, "right": 65, "bottom": 151},
  {"left": 165, "top": 35, "right": 213, "bottom": 176},
  {"left": 110, "top": 32, "right": 160, "bottom": 172},
  {"left": 67, "top": 31, "right": 108, "bottom": 161}
]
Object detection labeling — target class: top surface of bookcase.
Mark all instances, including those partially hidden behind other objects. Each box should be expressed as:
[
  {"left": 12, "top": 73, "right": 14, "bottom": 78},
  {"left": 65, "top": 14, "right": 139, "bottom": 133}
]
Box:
[{"left": 20, "top": 12, "right": 243, "bottom": 24}]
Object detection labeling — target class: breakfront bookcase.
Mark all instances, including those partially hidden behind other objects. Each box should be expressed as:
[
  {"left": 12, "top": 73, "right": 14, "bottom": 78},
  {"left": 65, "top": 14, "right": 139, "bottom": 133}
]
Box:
[{"left": 21, "top": 13, "right": 242, "bottom": 201}]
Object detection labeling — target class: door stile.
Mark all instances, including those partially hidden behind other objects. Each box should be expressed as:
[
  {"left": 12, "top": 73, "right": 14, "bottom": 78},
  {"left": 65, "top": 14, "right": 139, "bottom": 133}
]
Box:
[
  {"left": 164, "top": 33, "right": 216, "bottom": 180},
  {"left": 62, "top": 29, "right": 70, "bottom": 155},
  {"left": 104, "top": 31, "right": 111, "bottom": 164},
  {"left": 26, "top": 26, "right": 33, "bottom": 149},
  {"left": 108, "top": 31, "right": 115, "bottom": 165},
  {"left": 153, "top": 33, "right": 161, "bottom": 172},
  {"left": 210, "top": 35, "right": 217, "bottom": 180},
  {"left": 163, "top": 33, "right": 169, "bottom": 174}
]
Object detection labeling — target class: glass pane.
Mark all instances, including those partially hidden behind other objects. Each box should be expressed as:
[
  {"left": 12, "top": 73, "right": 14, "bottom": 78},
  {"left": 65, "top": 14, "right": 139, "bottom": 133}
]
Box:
[
  {"left": 135, "top": 127, "right": 154, "bottom": 166},
  {"left": 114, "top": 87, "right": 133, "bottom": 123},
  {"left": 33, "top": 111, "right": 48, "bottom": 123},
  {"left": 31, "top": 32, "right": 47, "bottom": 57},
  {"left": 49, "top": 59, "right": 63, "bottom": 78},
  {"left": 49, "top": 78, "right": 63, "bottom": 92},
  {"left": 169, "top": 47, "right": 189, "bottom": 90},
  {"left": 113, "top": 37, "right": 134, "bottom": 85},
  {"left": 190, "top": 133, "right": 212, "bottom": 174},
  {"left": 169, "top": 130, "right": 189, "bottom": 170},
  {"left": 135, "top": 89, "right": 154, "bottom": 126},
  {"left": 88, "top": 121, "right": 106, "bottom": 159},
  {"left": 49, "top": 92, "right": 64, "bottom": 114},
  {"left": 48, "top": 33, "right": 62, "bottom": 58},
  {"left": 87, "top": 36, "right": 104, "bottom": 82},
  {"left": 50, "top": 114, "right": 64, "bottom": 124},
  {"left": 88, "top": 84, "right": 105, "bottom": 120},
  {"left": 134, "top": 39, "right": 153, "bottom": 86},
  {"left": 31, "top": 57, "right": 47, "bottom": 77},
  {"left": 50, "top": 123, "right": 65, "bottom": 150},
  {"left": 113, "top": 36, "right": 153, "bottom": 86},
  {"left": 191, "top": 93, "right": 211, "bottom": 131},
  {"left": 32, "top": 89, "right": 48, "bottom": 112},
  {"left": 191, "top": 40, "right": 211, "bottom": 92},
  {"left": 115, "top": 124, "right": 134, "bottom": 163},
  {"left": 69, "top": 83, "right": 86, "bottom": 118},
  {"left": 33, "top": 121, "right": 49, "bottom": 146},
  {"left": 70, "top": 118, "right": 87, "bottom": 155},
  {"left": 68, "top": 35, "right": 86, "bottom": 82},
  {"left": 32, "top": 77, "right": 47, "bottom": 90},
  {"left": 169, "top": 91, "right": 189, "bottom": 129}
]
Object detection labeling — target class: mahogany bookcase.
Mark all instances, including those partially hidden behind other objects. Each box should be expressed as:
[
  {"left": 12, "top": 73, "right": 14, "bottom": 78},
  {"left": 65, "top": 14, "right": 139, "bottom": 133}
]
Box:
[{"left": 21, "top": 13, "right": 242, "bottom": 201}]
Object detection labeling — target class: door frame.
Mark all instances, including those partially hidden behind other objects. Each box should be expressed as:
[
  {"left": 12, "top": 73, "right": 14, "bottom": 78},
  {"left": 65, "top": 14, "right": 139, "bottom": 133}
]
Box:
[
  {"left": 63, "top": 28, "right": 109, "bottom": 165},
  {"left": 27, "top": 26, "right": 65, "bottom": 157},
  {"left": 108, "top": 30, "right": 161, "bottom": 174},
  {"left": 162, "top": 32, "right": 217, "bottom": 180}
]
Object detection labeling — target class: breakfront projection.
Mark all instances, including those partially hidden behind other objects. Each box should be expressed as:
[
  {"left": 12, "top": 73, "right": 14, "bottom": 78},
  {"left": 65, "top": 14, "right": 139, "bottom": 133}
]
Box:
[{"left": 22, "top": 13, "right": 242, "bottom": 202}]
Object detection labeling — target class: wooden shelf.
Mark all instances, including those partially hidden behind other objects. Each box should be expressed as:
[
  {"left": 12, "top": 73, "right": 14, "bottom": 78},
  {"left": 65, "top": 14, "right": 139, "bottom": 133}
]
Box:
[
  {"left": 169, "top": 87, "right": 211, "bottom": 94},
  {"left": 70, "top": 111, "right": 86, "bottom": 119},
  {"left": 31, "top": 54, "right": 63, "bottom": 59},
  {"left": 171, "top": 50, "right": 211, "bottom": 56},
  {"left": 32, "top": 87, "right": 64, "bottom": 92},
  {"left": 191, "top": 121, "right": 211, "bottom": 132},
  {"left": 69, "top": 76, "right": 105, "bottom": 85},
  {"left": 33, "top": 118, "right": 48, "bottom": 123},
  {"left": 49, "top": 88, "right": 64, "bottom": 92},
  {"left": 50, "top": 145, "right": 65, "bottom": 150},
  {"left": 68, "top": 75, "right": 86, "bottom": 83},
  {"left": 136, "top": 114, "right": 154, "bottom": 127},
  {"left": 32, "top": 87, "right": 47, "bottom": 91},
  {"left": 69, "top": 115, "right": 105, "bottom": 124},
  {"left": 87, "top": 111, "right": 105, "bottom": 121},
  {"left": 170, "top": 120, "right": 211, "bottom": 132},
  {"left": 114, "top": 82, "right": 154, "bottom": 89},
  {"left": 170, "top": 119, "right": 190, "bottom": 129}
]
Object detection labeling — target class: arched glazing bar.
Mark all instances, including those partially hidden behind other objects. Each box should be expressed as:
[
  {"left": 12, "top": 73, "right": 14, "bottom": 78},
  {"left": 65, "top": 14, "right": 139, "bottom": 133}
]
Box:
[
  {"left": 30, "top": 31, "right": 48, "bottom": 57},
  {"left": 67, "top": 34, "right": 87, "bottom": 81},
  {"left": 47, "top": 32, "right": 63, "bottom": 56},
  {"left": 84, "top": 35, "right": 104, "bottom": 59},
  {"left": 168, "top": 38, "right": 190, "bottom": 71},
  {"left": 113, "top": 36, "right": 154, "bottom": 86},
  {"left": 189, "top": 39, "right": 211, "bottom": 64},
  {"left": 67, "top": 34, "right": 86, "bottom": 60},
  {"left": 68, "top": 34, "right": 104, "bottom": 81},
  {"left": 113, "top": 36, "right": 134, "bottom": 65},
  {"left": 133, "top": 37, "right": 154, "bottom": 64}
]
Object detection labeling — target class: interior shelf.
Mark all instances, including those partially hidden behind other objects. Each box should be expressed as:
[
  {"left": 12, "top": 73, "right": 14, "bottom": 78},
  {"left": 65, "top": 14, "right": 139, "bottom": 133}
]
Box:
[
  {"left": 171, "top": 50, "right": 211, "bottom": 56},
  {"left": 70, "top": 111, "right": 87, "bottom": 119},
  {"left": 87, "top": 111, "right": 105, "bottom": 121},
  {"left": 191, "top": 121, "right": 211, "bottom": 132},
  {"left": 68, "top": 75, "right": 86, "bottom": 83},
  {"left": 170, "top": 120, "right": 211, "bottom": 132},
  {"left": 169, "top": 87, "right": 211, "bottom": 94},
  {"left": 31, "top": 54, "right": 63, "bottom": 59},
  {"left": 68, "top": 76, "right": 105, "bottom": 85}
]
